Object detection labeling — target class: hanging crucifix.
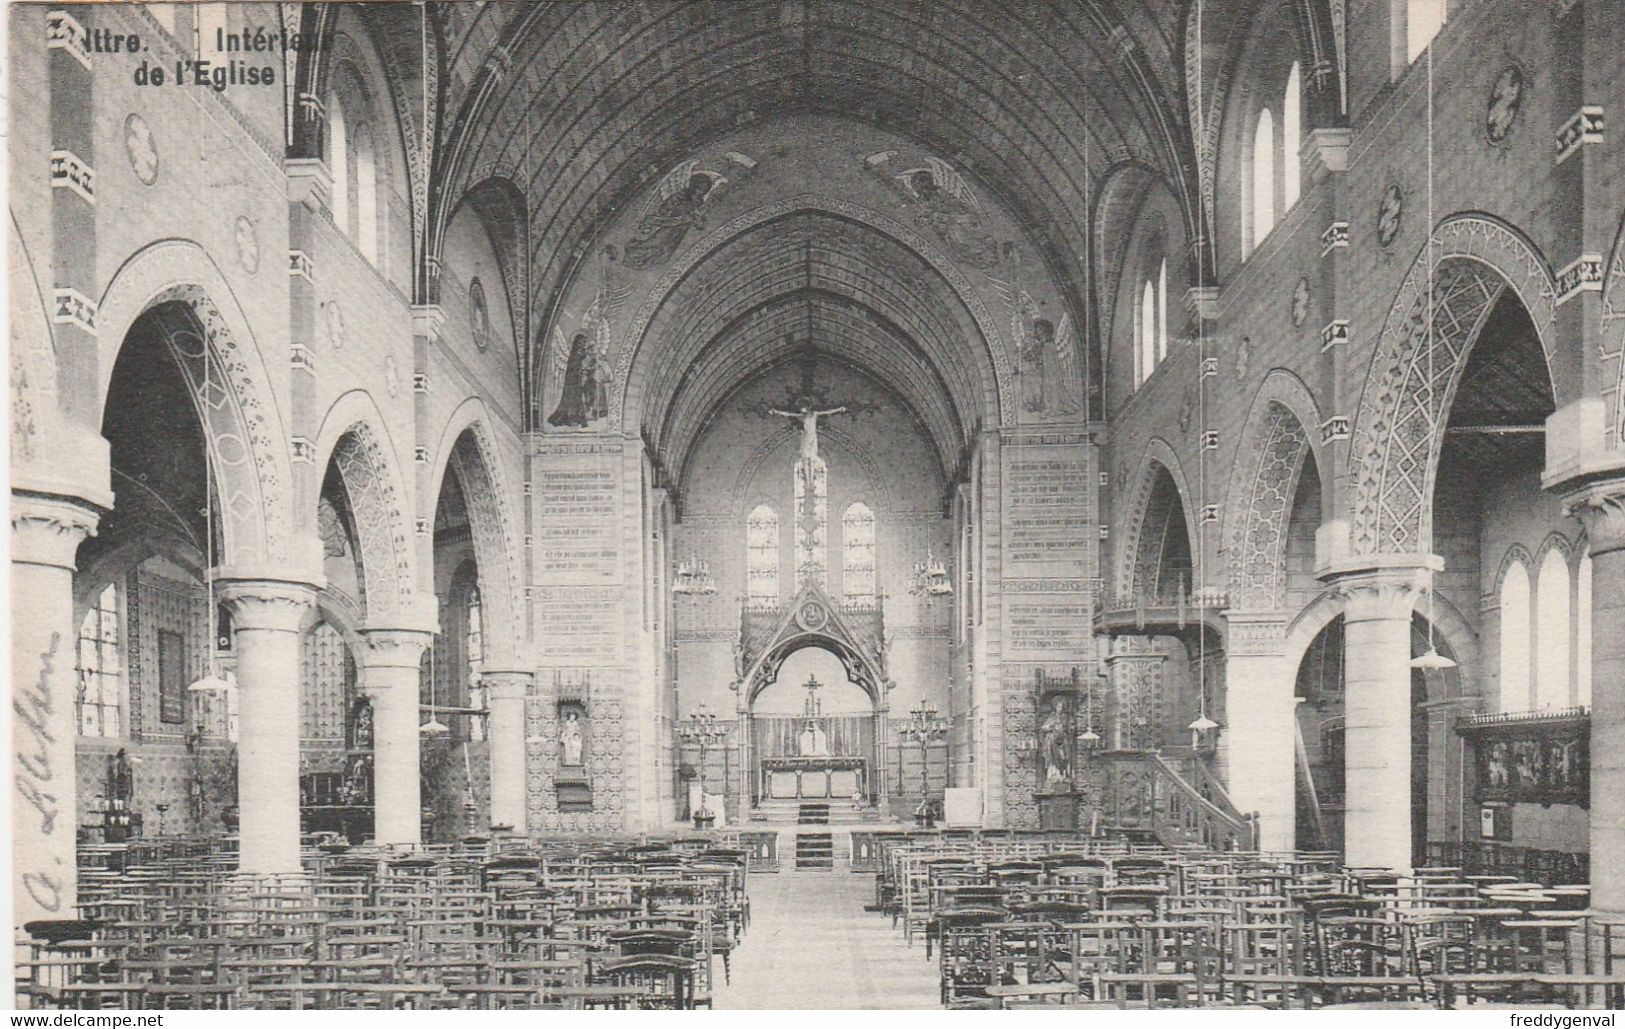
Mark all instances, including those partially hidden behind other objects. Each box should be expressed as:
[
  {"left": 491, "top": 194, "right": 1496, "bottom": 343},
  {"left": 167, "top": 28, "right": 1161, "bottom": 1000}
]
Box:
[{"left": 768, "top": 402, "right": 848, "bottom": 470}]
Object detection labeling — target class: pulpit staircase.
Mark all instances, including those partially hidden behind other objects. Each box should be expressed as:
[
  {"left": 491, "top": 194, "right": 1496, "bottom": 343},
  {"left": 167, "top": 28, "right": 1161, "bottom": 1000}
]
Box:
[{"left": 1093, "top": 749, "right": 1258, "bottom": 852}]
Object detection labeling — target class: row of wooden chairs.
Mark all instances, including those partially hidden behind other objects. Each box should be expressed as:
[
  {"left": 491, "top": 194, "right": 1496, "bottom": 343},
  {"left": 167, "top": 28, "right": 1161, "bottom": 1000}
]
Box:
[
  {"left": 868, "top": 835, "right": 1624, "bottom": 1009},
  {"left": 17, "top": 835, "right": 755, "bottom": 1009}
]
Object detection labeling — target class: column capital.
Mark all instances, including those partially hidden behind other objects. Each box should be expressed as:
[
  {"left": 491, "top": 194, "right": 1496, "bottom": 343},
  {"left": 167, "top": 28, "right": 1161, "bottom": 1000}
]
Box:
[
  {"left": 479, "top": 667, "right": 534, "bottom": 701},
  {"left": 215, "top": 578, "right": 317, "bottom": 633},
  {"left": 356, "top": 627, "right": 433, "bottom": 671},
  {"left": 12, "top": 491, "right": 102, "bottom": 571},
  {"left": 1321, "top": 556, "right": 1438, "bottom": 621},
  {"left": 1223, "top": 609, "right": 1290, "bottom": 656},
  {"left": 1562, "top": 478, "right": 1625, "bottom": 556}
]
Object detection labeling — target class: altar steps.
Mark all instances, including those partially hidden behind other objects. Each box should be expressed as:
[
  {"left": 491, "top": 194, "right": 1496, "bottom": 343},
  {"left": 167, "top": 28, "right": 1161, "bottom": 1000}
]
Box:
[
  {"left": 798, "top": 802, "right": 831, "bottom": 825},
  {"left": 749, "top": 799, "right": 886, "bottom": 825},
  {"left": 795, "top": 832, "right": 835, "bottom": 870}
]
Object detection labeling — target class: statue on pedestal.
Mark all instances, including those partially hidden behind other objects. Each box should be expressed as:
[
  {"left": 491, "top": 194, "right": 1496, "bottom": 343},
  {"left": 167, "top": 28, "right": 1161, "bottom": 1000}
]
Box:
[
  {"left": 560, "top": 710, "right": 585, "bottom": 768},
  {"left": 1040, "top": 695, "right": 1075, "bottom": 786}
]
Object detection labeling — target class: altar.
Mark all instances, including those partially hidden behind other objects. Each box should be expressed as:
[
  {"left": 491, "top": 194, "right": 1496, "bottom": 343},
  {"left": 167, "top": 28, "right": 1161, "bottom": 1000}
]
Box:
[{"left": 761, "top": 756, "right": 867, "bottom": 800}]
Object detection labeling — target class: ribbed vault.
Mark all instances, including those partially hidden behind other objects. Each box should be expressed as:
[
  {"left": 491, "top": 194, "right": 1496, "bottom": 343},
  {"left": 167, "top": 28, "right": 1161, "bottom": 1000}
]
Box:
[
  {"left": 628, "top": 210, "right": 992, "bottom": 482},
  {"left": 429, "top": 0, "right": 1200, "bottom": 412}
]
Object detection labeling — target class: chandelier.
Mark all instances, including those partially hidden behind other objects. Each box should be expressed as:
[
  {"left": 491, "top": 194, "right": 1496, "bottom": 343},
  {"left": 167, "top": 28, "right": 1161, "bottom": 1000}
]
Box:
[
  {"left": 672, "top": 553, "right": 717, "bottom": 595},
  {"left": 909, "top": 548, "right": 953, "bottom": 597}
]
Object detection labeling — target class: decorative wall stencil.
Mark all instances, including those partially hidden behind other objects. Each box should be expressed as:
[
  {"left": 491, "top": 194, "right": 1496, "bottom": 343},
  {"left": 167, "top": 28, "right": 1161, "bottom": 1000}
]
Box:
[
  {"left": 1227, "top": 403, "right": 1312, "bottom": 607},
  {"left": 1485, "top": 64, "right": 1526, "bottom": 144},
  {"left": 1348, "top": 217, "right": 1557, "bottom": 556},
  {"left": 1178, "top": 388, "right": 1195, "bottom": 434},
  {"left": 865, "top": 151, "right": 1000, "bottom": 270},
  {"left": 234, "top": 216, "right": 259, "bottom": 274},
  {"left": 1376, "top": 182, "right": 1404, "bottom": 249},
  {"left": 383, "top": 355, "right": 402, "bottom": 398},
  {"left": 330, "top": 424, "right": 415, "bottom": 616},
  {"left": 1002, "top": 688, "right": 1040, "bottom": 828},
  {"left": 124, "top": 113, "right": 158, "bottom": 185},
  {"left": 624, "top": 153, "right": 755, "bottom": 270},
  {"left": 299, "top": 620, "right": 354, "bottom": 775},
  {"left": 1291, "top": 277, "right": 1311, "bottom": 328}
]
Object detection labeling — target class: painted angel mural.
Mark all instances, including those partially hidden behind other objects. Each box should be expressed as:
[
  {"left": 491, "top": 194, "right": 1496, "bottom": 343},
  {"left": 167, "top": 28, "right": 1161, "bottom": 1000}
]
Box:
[
  {"left": 866, "top": 152, "right": 999, "bottom": 269},
  {"left": 623, "top": 153, "right": 756, "bottom": 270},
  {"left": 547, "top": 246, "right": 633, "bottom": 428},
  {"left": 989, "top": 243, "right": 1081, "bottom": 416}
]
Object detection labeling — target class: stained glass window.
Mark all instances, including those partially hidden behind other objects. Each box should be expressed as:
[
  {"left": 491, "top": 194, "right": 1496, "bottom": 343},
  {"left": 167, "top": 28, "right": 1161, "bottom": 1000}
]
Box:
[
  {"left": 842, "top": 503, "right": 877, "bottom": 606},
  {"left": 747, "top": 505, "right": 780, "bottom": 604}
]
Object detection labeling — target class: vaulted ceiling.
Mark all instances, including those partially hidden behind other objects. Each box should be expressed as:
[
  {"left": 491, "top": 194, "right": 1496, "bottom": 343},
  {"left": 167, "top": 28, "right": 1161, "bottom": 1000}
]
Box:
[{"left": 424, "top": 0, "right": 1199, "bottom": 424}]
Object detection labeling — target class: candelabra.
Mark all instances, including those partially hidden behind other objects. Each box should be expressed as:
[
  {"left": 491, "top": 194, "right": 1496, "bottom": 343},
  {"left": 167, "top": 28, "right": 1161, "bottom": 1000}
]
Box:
[
  {"left": 909, "top": 549, "right": 954, "bottom": 598},
  {"left": 897, "top": 699, "right": 949, "bottom": 808},
  {"left": 676, "top": 702, "right": 731, "bottom": 820},
  {"left": 672, "top": 553, "right": 718, "bottom": 595}
]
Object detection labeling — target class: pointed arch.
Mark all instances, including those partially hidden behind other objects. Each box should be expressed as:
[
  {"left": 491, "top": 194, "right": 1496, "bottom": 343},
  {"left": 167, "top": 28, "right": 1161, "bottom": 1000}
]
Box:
[
  {"left": 1348, "top": 215, "right": 1558, "bottom": 557},
  {"left": 1117, "top": 438, "right": 1199, "bottom": 599},
  {"left": 424, "top": 398, "right": 523, "bottom": 659},
  {"left": 312, "top": 392, "right": 416, "bottom": 620},
  {"left": 96, "top": 240, "right": 292, "bottom": 566},
  {"left": 1224, "top": 371, "right": 1326, "bottom": 609}
]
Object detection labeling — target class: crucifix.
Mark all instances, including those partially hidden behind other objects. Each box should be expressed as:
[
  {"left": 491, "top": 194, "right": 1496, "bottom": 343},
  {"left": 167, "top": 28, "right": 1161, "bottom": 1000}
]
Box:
[
  {"left": 802, "top": 674, "right": 824, "bottom": 717},
  {"left": 768, "top": 402, "right": 848, "bottom": 468}
]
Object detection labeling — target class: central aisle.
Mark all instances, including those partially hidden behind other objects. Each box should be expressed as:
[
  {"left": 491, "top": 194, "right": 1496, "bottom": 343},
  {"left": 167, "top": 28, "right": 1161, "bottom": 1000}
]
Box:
[{"left": 714, "top": 870, "right": 942, "bottom": 1009}]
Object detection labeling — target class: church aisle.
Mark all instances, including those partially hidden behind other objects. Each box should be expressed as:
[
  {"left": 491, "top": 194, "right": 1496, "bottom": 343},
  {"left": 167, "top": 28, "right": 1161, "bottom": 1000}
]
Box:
[{"left": 714, "top": 869, "right": 941, "bottom": 1009}]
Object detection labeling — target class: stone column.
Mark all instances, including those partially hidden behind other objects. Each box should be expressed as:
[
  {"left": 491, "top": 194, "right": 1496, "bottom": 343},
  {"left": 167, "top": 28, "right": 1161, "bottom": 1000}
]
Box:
[
  {"left": 1563, "top": 482, "right": 1625, "bottom": 917},
  {"left": 358, "top": 628, "right": 433, "bottom": 847},
  {"left": 12, "top": 492, "right": 101, "bottom": 926},
  {"left": 218, "top": 579, "right": 315, "bottom": 874},
  {"left": 1222, "top": 610, "right": 1295, "bottom": 853},
  {"left": 480, "top": 668, "right": 533, "bottom": 834},
  {"left": 1327, "top": 562, "right": 1430, "bottom": 872}
]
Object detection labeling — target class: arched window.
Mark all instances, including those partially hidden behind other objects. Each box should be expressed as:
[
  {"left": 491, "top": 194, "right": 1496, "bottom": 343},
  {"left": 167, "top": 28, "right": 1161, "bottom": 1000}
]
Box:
[
  {"left": 1156, "top": 258, "right": 1169, "bottom": 362},
  {"left": 747, "top": 505, "right": 780, "bottom": 604},
  {"left": 1498, "top": 558, "right": 1530, "bottom": 713},
  {"left": 1251, "top": 107, "right": 1276, "bottom": 250},
  {"left": 1536, "top": 547, "right": 1571, "bottom": 709},
  {"left": 1283, "top": 63, "right": 1302, "bottom": 211},
  {"left": 842, "top": 503, "right": 877, "bottom": 606},
  {"left": 1139, "top": 280, "right": 1155, "bottom": 385},
  {"left": 77, "top": 583, "right": 123, "bottom": 738},
  {"left": 1577, "top": 552, "right": 1593, "bottom": 707},
  {"left": 1406, "top": 0, "right": 1447, "bottom": 64},
  {"left": 465, "top": 583, "right": 483, "bottom": 669},
  {"left": 353, "top": 122, "right": 378, "bottom": 264},
  {"left": 329, "top": 97, "right": 350, "bottom": 237}
]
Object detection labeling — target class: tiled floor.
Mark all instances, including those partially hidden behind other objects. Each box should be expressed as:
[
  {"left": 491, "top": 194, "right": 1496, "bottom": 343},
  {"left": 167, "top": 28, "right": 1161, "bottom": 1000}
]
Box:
[{"left": 712, "top": 870, "right": 942, "bottom": 1009}]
